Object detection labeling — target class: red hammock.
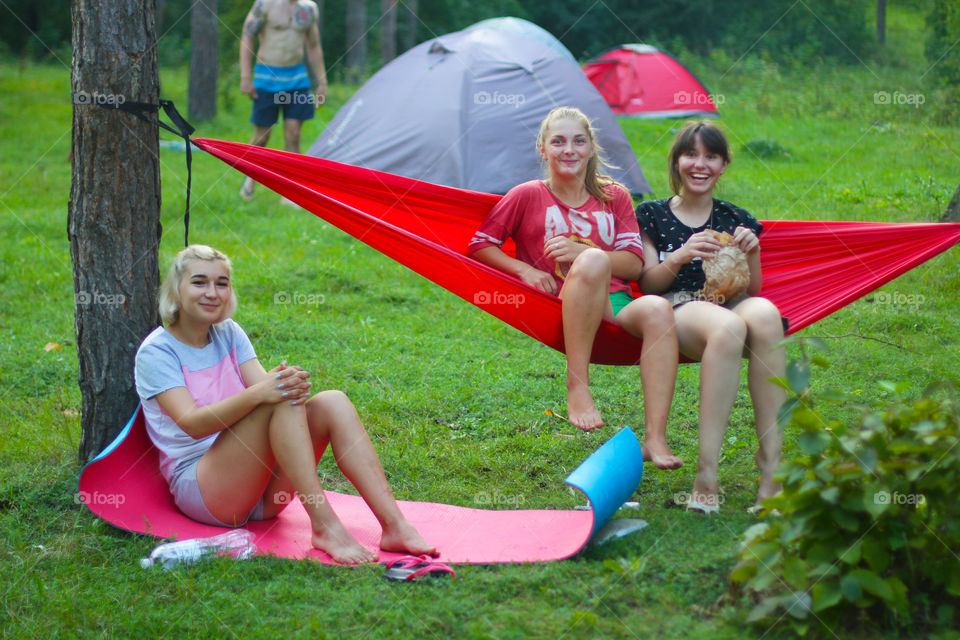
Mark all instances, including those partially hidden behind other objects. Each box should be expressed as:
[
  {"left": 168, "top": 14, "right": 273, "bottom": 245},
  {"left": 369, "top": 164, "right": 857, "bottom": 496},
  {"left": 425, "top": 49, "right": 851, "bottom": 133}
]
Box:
[{"left": 194, "top": 139, "right": 960, "bottom": 366}]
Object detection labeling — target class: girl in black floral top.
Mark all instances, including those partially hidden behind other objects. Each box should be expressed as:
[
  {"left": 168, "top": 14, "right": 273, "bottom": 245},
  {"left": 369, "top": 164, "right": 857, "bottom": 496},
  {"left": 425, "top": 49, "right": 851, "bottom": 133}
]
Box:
[{"left": 635, "top": 122, "right": 785, "bottom": 514}]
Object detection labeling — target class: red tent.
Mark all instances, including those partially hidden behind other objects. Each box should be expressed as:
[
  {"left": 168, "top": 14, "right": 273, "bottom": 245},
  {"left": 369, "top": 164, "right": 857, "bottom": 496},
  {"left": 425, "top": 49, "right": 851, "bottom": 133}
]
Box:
[{"left": 582, "top": 44, "right": 719, "bottom": 118}]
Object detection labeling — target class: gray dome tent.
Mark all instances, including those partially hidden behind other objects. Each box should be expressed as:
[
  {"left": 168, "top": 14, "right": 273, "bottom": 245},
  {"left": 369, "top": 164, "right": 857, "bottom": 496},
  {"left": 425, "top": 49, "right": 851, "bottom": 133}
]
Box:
[{"left": 307, "top": 17, "right": 651, "bottom": 195}]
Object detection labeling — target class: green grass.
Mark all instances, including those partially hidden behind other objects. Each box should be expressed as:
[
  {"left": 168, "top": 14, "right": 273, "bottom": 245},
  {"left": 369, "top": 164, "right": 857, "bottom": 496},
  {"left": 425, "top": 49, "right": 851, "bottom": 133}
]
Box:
[{"left": 2, "top": 15, "right": 960, "bottom": 638}]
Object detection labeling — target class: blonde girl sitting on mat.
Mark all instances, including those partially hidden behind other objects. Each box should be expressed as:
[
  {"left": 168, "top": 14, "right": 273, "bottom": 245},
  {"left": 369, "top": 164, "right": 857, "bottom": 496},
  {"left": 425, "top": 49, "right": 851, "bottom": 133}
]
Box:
[{"left": 134, "top": 244, "right": 437, "bottom": 563}]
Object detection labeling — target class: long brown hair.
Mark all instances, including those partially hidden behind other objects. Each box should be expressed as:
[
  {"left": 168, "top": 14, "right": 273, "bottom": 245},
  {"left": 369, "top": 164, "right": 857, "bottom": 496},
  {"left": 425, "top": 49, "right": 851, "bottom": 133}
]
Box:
[{"left": 536, "top": 106, "right": 623, "bottom": 203}]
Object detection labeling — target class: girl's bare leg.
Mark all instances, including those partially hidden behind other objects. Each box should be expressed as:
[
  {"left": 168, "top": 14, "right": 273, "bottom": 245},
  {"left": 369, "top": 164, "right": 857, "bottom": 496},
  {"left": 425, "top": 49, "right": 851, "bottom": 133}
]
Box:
[
  {"left": 302, "top": 391, "right": 437, "bottom": 557},
  {"left": 560, "top": 249, "right": 612, "bottom": 430},
  {"left": 675, "top": 302, "right": 747, "bottom": 509},
  {"left": 734, "top": 298, "right": 786, "bottom": 505},
  {"left": 198, "top": 402, "right": 375, "bottom": 564},
  {"left": 616, "top": 296, "right": 683, "bottom": 469}
]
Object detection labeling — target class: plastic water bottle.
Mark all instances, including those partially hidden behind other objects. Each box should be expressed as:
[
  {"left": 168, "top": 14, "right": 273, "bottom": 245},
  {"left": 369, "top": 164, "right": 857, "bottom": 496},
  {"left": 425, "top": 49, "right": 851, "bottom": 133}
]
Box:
[{"left": 140, "top": 529, "right": 257, "bottom": 569}]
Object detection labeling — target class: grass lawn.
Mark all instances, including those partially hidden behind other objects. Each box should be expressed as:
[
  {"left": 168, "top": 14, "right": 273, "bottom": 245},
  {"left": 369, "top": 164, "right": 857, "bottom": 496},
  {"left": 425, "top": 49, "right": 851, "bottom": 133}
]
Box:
[{"left": 1, "top": 12, "right": 959, "bottom": 638}]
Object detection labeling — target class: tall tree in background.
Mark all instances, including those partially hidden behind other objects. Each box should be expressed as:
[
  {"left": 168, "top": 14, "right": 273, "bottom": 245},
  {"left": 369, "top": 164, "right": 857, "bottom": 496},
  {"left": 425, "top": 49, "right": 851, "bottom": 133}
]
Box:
[
  {"left": 346, "top": 0, "right": 367, "bottom": 82},
  {"left": 188, "top": 0, "right": 218, "bottom": 121},
  {"left": 69, "top": 0, "right": 163, "bottom": 462},
  {"left": 877, "top": 0, "right": 886, "bottom": 45},
  {"left": 943, "top": 185, "right": 960, "bottom": 222},
  {"left": 398, "top": 0, "right": 418, "bottom": 53},
  {"left": 380, "top": 0, "right": 397, "bottom": 64},
  {"left": 928, "top": 0, "right": 960, "bottom": 222},
  {"left": 306, "top": 0, "right": 325, "bottom": 93}
]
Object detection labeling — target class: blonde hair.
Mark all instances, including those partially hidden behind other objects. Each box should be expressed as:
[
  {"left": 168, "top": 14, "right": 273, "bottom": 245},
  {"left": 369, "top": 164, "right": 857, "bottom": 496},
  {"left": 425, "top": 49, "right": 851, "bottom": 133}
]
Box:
[
  {"left": 158, "top": 245, "right": 237, "bottom": 326},
  {"left": 536, "top": 106, "right": 623, "bottom": 203}
]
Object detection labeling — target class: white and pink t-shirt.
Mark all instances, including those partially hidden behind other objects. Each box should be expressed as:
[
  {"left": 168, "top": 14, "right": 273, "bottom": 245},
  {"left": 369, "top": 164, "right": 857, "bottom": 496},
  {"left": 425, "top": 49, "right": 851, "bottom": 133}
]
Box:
[
  {"left": 135, "top": 319, "right": 257, "bottom": 486},
  {"left": 467, "top": 180, "right": 643, "bottom": 295}
]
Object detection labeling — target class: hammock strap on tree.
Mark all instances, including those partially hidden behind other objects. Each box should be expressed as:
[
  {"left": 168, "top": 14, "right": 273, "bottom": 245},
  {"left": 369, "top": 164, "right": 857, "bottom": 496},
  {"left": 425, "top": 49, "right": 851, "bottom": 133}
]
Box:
[{"left": 91, "top": 98, "right": 196, "bottom": 246}]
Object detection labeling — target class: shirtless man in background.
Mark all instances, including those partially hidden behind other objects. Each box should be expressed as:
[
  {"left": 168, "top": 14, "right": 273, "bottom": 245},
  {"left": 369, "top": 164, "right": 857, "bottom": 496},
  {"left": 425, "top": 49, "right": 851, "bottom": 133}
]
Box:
[{"left": 239, "top": 0, "right": 327, "bottom": 199}]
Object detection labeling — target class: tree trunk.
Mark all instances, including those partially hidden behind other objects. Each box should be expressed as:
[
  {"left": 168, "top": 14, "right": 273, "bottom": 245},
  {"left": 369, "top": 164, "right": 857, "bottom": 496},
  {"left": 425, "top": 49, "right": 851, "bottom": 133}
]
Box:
[
  {"left": 346, "top": 0, "right": 367, "bottom": 83},
  {"left": 398, "top": 0, "right": 418, "bottom": 53},
  {"left": 188, "top": 0, "right": 219, "bottom": 121},
  {"left": 877, "top": 0, "right": 886, "bottom": 45},
  {"left": 70, "top": 0, "right": 163, "bottom": 462},
  {"left": 380, "top": 0, "right": 397, "bottom": 64},
  {"left": 305, "top": 0, "right": 324, "bottom": 91},
  {"left": 942, "top": 183, "right": 960, "bottom": 222}
]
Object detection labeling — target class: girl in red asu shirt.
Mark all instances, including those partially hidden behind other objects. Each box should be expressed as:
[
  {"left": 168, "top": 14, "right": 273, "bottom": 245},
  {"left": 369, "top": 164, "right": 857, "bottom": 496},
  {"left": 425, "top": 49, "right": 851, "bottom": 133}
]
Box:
[
  {"left": 135, "top": 245, "right": 437, "bottom": 564},
  {"left": 468, "top": 106, "right": 683, "bottom": 471},
  {"left": 636, "top": 121, "right": 785, "bottom": 514}
]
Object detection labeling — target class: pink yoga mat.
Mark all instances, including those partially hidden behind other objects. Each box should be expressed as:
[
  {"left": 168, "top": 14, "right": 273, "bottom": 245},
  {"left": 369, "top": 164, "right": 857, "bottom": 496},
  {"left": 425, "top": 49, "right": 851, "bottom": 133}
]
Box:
[{"left": 78, "top": 408, "right": 644, "bottom": 564}]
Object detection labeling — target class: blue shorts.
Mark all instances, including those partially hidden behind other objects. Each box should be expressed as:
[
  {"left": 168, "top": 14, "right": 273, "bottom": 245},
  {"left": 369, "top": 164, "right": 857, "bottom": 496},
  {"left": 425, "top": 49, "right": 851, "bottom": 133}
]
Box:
[
  {"left": 170, "top": 456, "right": 268, "bottom": 527},
  {"left": 250, "top": 88, "right": 316, "bottom": 127}
]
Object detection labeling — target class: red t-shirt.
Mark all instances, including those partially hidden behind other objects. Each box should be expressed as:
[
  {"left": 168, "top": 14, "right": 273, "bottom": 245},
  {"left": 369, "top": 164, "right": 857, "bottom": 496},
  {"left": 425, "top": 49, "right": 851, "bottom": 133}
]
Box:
[{"left": 467, "top": 180, "right": 643, "bottom": 295}]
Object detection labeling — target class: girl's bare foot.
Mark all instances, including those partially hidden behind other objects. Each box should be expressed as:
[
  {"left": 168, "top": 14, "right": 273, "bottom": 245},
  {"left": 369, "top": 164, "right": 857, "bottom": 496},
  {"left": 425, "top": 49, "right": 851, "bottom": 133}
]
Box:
[
  {"left": 688, "top": 471, "right": 722, "bottom": 513},
  {"left": 641, "top": 438, "right": 684, "bottom": 470},
  {"left": 312, "top": 523, "right": 376, "bottom": 565},
  {"left": 380, "top": 519, "right": 438, "bottom": 557},
  {"left": 567, "top": 384, "right": 603, "bottom": 431},
  {"left": 755, "top": 450, "right": 782, "bottom": 506}
]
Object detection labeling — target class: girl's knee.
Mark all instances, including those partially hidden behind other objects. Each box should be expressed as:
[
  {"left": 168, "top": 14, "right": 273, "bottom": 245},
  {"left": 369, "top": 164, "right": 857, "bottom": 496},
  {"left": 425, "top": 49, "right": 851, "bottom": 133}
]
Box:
[
  {"left": 710, "top": 313, "right": 747, "bottom": 347},
  {"left": 568, "top": 248, "right": 610, "bottom": 283},
  {"left": 630, "top": 295, "right": 675, "bottom": 332},
  {"left": 741, "top": 299, "right": 784, "bottom": 344},
  {"left": 308, "top": 389, "right": 349, "bottom": 408},
  {"left": 306, "top": 390, "right": 357, "bottom": 423},
  {"left": 645, "top": 295, "right": 674, "bottom": 322}
]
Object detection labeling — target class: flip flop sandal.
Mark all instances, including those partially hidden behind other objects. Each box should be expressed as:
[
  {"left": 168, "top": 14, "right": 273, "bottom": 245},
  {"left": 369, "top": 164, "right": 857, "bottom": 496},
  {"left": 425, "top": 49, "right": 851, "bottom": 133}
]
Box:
[
  {"left": 382, "top": 555, "right": 455, "bottom": 582},
  {"left": 686, "top": 499, "right": 720, "bottom": 515}
]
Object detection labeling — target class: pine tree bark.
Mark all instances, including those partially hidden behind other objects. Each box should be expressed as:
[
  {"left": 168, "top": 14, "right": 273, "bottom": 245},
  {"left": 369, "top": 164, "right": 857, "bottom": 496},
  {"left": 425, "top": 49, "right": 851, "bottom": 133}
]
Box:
[
  {"left": 380, "top": 0, "right": 397, "bottom": 64},
  {"left": 69, "top": 0, "right": 163, "bottom": 462},
  {"left": 188, "top": 0, "right": 219, "bottom": 121},
  {"left": 346, "top": 0, "right": 367, "bottom": 82}
]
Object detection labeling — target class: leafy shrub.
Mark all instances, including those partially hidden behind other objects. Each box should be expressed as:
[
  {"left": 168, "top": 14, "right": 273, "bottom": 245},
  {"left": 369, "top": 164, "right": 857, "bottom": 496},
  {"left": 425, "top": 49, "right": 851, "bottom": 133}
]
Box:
[
  {"left": 730, "top": 338, "right": 960, "bottom": 636},
  {"left": 740, "top": 139, "right": 792, "bottom": 160}
]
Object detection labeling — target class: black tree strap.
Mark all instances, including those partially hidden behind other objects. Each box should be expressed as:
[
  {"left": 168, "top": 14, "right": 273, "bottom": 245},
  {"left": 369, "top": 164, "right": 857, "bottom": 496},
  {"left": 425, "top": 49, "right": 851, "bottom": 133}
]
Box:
[{"left": 95, "top": 99, "right": 196, "bottom": 247}]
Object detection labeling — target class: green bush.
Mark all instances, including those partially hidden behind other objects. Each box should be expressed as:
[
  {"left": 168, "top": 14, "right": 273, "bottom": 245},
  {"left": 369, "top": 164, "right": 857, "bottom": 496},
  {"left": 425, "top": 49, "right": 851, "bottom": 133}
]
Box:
[{"left": 730, "top": 338, "right": 960, "bottom": 636}]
